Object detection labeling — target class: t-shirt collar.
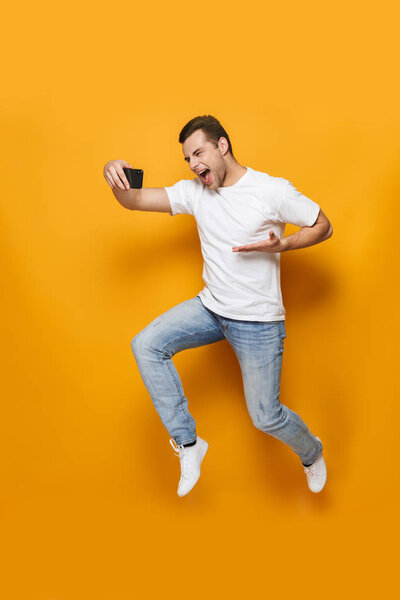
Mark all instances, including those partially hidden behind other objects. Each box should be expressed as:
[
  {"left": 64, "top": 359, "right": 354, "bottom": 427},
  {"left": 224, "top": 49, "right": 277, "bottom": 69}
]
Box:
[{"left": 217, "top": 166, "right": 250, "bottom": 191}]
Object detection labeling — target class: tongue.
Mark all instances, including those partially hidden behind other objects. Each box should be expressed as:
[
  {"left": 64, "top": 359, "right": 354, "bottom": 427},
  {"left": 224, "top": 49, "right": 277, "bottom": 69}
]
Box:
[{"left": 204, "top": 170, "right": 212, "bottom": 184}]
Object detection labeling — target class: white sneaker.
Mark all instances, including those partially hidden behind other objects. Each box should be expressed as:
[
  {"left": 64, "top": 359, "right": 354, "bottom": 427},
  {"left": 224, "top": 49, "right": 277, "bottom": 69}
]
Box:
[
  {"left": 169, "top": 437, "right": 208, "bottom": 497},
  {"left": 304, "top": 437, "right": 327, "bottom": 493}
]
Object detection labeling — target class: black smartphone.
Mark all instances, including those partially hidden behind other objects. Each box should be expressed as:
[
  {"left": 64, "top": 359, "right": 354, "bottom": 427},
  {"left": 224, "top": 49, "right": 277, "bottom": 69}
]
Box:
[{"left": 122, "top": 167, "right": 143, "bottom": 189}]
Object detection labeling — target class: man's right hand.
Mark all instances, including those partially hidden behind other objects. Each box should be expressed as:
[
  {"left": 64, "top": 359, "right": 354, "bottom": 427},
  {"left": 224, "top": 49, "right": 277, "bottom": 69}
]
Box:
[{"left": 103, "top": 159, "right": 133, "bottom": 191}]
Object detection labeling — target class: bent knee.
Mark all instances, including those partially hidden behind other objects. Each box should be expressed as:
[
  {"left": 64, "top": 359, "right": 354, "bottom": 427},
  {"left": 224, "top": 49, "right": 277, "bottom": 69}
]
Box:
[
  {"left": 130, "top": 325, "right": 163, "bottom": 357},
  {"left": 251, "top": 406, "right": 286, "bottom": 432},
  {"left": 131, "top": 330, "right": 146, "bottom": 356}
]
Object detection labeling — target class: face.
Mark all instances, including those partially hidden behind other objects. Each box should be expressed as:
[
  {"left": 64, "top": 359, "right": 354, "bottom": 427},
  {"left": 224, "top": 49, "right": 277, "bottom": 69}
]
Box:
[{"left": 182, "top": 129, "right": 228, "bottom": 190}]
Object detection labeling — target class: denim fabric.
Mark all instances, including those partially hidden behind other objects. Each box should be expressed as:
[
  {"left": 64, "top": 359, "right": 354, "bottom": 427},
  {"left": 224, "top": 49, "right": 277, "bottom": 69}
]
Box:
[{"left": 131, "top": 295, "right": 322, "bottom": 466}]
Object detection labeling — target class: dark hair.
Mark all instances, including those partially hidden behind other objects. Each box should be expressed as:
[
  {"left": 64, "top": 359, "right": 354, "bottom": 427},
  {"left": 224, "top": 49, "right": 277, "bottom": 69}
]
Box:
[{"left": 178, "top": 114, "right": 234, "bottom": 156}]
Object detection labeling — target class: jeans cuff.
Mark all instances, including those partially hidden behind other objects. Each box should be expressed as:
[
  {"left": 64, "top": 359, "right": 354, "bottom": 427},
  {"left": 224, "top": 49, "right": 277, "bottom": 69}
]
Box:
[
  {"left": 176, "top": 437, "right": 197, "bottom": 446},
  {"left": 302, "top": 441, "right": 323, "bottom": 467}
]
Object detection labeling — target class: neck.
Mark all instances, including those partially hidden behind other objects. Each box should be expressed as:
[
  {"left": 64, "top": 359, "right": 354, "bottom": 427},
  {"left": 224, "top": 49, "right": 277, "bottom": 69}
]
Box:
[{"left": 220, "top": 159, "right": 247, "bottom": 187}]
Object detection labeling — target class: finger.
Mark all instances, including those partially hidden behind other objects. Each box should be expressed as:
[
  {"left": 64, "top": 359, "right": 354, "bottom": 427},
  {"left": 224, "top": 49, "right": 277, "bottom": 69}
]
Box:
[
  {"left": 233, "top": 244, "right": 255, "bottom": 250},
  {"left": 104, "top": 170, "right": 115, "bottom": 187},
  {"left": 108, "top": 166, "right": 123, "bottom": 189},
  {"left": 109, "top": 166, "right": 127, "bottom": 190},
  {"left": 232, "top": 246, "right": 256, "bottom": 252},
  {"left": 105, "top": 175, "right": 114, "bottom": 188},
  {"left": 116, "top": 166, "right": 131, "bottom": 190}
]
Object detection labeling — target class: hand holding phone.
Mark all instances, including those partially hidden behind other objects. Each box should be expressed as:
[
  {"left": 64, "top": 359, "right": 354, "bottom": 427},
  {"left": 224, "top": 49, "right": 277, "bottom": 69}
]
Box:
[{"left": 103, "top": 160, "right": 143, "bottom": 190}]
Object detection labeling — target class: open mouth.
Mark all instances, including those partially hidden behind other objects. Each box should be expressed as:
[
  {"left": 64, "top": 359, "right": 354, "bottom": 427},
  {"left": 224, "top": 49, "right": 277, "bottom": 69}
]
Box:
[{"left": 199, "top": 168, "right": 212, "bottom": 184}]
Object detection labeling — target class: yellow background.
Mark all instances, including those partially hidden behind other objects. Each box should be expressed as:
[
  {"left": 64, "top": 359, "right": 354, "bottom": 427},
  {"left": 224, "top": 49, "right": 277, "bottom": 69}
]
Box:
[{"left": 1, "top": 0, "right": 399, "bottom": 597}]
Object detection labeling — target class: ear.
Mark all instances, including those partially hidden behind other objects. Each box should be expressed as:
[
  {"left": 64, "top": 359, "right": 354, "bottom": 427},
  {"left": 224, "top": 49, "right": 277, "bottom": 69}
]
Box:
[{"left": 218, "top": 136, "right": 229, "bottom": 157}]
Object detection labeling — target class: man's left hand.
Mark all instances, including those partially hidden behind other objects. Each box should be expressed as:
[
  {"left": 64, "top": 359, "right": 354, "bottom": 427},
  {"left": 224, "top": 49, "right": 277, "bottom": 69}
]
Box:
[{"left": 232, "top": 230, "right": 286, "bottom": 253}]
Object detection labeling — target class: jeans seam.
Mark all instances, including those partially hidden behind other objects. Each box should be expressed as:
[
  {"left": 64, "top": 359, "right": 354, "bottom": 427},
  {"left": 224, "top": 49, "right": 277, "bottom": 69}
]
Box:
[
  {"left": 269, "top": 344, "right": 285, "bottom": 430},
  {"left": 240, "top": 334, "right": 285, "bottom": 432},
  {"left": 164, "top": 359, "right": 195, "bottom": 434},
  {"left": 161, "top": 329, "right": 223, "bottom": 355}
]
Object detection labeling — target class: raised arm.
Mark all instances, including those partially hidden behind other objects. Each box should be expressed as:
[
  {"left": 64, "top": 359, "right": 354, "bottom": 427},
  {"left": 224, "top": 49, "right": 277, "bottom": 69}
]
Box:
[{"left": 103, "top": 159, "right": 172, "bottom": 214}]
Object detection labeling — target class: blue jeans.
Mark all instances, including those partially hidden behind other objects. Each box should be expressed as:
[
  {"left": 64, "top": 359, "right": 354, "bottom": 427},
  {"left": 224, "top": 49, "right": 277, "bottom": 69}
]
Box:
[{"left": 131, "top": 295, "right": 322, "bottom": 466}]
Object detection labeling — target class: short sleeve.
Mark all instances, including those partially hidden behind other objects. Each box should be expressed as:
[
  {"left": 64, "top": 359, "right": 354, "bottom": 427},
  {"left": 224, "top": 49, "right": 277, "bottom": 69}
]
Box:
[
  {"left": 164, "top": 178, "right": 200, "bottom": 216},
  {"left": 276, "top": 179, "right": 320, "bottom": 227}
]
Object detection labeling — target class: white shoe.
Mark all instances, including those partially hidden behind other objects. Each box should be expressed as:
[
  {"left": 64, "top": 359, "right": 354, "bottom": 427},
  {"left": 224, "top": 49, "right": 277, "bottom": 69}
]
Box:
[
  {"left": 169, "top": 437, "right": 208, "bottom": 497},
  {"left": 304, "top": 437, "right": 327, "bottom": 493}
]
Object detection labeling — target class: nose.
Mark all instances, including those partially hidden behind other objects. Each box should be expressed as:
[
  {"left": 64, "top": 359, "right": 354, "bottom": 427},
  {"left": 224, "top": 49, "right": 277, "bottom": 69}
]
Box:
[{"left": 189, "top": 159, "right": 198, "bottom": 171}]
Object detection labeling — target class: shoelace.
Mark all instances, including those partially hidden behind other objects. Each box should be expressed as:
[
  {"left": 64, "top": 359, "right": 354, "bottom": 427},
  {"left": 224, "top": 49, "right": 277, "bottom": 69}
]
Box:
[
  {"left": 169, "top": 438, "right": 192, "bottom": 479},
  {"left": 304, "top": 465, "right": 316, "bottom": 477},
  {"left": 169, "top": 438, "right": 185, "bottom": 457}
]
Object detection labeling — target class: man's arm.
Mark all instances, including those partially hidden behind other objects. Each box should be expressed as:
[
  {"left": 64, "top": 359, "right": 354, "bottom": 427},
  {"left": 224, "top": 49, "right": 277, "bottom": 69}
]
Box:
[
  {"left": 232, "top": 208, "right": 333, "bottom": 254},
  {"left": 112, "top": 186, "right": 172, "bottom": 214},
  {"left": 103, "top": 159, "right": 172, "bottom": 214},
  {"left": 280, "top": 208, "right": 333, "bottom": 252}
]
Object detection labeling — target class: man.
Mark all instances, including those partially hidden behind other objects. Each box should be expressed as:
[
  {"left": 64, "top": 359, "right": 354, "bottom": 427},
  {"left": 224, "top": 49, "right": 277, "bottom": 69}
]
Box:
[{"left": 103, "top": 114, "right": 333, "bottom": 497}]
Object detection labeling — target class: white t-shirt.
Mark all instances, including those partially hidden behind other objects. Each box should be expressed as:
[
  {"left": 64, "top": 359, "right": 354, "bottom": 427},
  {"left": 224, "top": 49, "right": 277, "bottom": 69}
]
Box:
[{"left": 165, "top": 166, "right": 320, "bottom": 322}]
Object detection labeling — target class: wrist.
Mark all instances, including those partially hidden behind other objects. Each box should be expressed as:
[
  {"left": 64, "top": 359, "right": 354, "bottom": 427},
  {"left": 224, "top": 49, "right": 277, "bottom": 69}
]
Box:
[{"left": 281, "top": 236, "right": 292, "bottom": 252}]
